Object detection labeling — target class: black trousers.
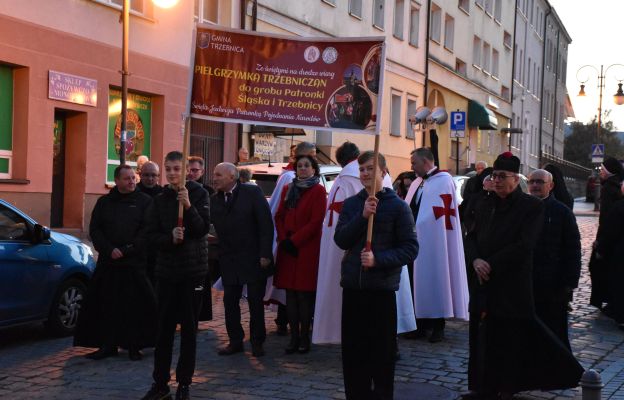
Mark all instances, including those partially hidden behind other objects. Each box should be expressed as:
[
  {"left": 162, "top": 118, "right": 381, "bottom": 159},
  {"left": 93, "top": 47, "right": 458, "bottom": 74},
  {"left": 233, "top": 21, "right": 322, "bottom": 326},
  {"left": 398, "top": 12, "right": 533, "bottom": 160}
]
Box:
[
  {"left": 223, "top": 279, "right": 267, "bottom": 345},
  {"left": 415, "top": 318, "right": 446, "bottom": 331},
  {"left": 535, "top": 298, "right": 570, "bottom": 350},
  {"left": 152, "top": 278, "right": 203, "bottom": 386},
  {"left": 342, "top": 288, "right": 397, "bottom": 400}
]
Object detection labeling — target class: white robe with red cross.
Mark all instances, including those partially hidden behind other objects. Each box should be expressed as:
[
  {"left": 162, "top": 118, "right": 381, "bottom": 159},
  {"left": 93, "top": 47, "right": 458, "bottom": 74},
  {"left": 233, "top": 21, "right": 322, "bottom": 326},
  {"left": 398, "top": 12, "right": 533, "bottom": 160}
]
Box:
[
  {"left": 312, "top": 160, "right": 416, "bottom": 344},
  {"left": 404, "top": 171, "right": 469, "bottom": 320}
]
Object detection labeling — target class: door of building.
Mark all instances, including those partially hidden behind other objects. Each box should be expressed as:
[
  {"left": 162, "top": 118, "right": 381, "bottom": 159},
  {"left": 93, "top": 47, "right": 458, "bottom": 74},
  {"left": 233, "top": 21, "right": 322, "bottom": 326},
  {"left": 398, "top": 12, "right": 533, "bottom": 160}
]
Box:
[
  {"left": 190, "top": 118, "right": 224, "bottom": 188},
  {"left": 51, "top": 112, "right": 66, "bottom": 228}
]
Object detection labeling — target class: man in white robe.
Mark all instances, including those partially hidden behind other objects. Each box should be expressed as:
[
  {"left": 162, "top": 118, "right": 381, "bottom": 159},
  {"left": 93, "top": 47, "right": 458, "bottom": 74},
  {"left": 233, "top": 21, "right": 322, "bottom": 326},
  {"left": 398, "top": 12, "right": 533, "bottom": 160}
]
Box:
[
  {"left": 312, "top": 142, "right": 416, "bottom": 345},
  {"left": 405, "top": 147, "right": 468, "bottom": 343}
]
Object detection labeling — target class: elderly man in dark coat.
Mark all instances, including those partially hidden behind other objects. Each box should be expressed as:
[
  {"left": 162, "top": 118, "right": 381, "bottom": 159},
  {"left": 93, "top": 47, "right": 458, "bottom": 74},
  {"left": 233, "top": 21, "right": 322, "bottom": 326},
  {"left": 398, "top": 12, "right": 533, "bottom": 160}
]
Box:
[
  {"left": 74, "top": 164, "right": 156, "bottom": 361},
  {"left": 528, "top": 169, "right": 581, "bottom": 349},
  {"left": 211, "top": 162, "right": 274, "bottom": 358},
  {"left": 463, "top": 152, "right": 583, "bottom": 400}
]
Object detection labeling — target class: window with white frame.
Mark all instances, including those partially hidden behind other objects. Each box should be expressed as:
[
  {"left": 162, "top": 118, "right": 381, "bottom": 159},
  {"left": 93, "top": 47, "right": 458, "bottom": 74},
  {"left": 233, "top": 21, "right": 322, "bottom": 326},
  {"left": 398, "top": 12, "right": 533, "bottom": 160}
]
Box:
[
  {"left": 0, "top": 65, "right": 13, "bottom": 179},
  {"left": 96, "top": 0, "right": 146, "bottom": 15},
  {"left": 394, "top": 0, "right": 405, "bottom": 39},
  {"left": 406, "top": 97, "right": 417, "bottom": 138},
  {"left": 409, "top": 3, "right": 420, "bottom": 47},
  {"left": 194, "top": 0, "right": 218, "bottom": 24},
  {"left": 527, "top": 57, "right": 531, "bottom": 91},
  {"left": 473, "top": 36, "right": 482, "bottom": 67},
  {"left": 484, "top": 0, "right": 493, "bottom": 15},
  {"left": 482, "top": 42, "right": 491, "bottom": 72},
  {"left": 458, "top": 0, "right": 469, "bottom": 13},
  {"left": 492, "top": 48, "right": 499, "bottom": 77},
  {"left": 444, "top": 14, "right": 455, "bottom": 51},
  {"left": 373, "top": 0, "right": 385, "bottom": 29},
  {"left": 456, "top": 58, "right": 467, "bottom": 76},
  {"left": 494, "top": 0, "right": 502, "bottom": 21},
  {"left": 349, "top": 0, "right": 363, "bottom": 18},
  {"left": 503, "top": 30, "right": 512, "bottom": 49},
  {"left": 430, "top": 3, "right": 442, "bottom": 43},
  {"left": 391, "top": 92, "right": 402, "bottom": 136},
  {"left": 322, "top": 0, "right": 337, "bottom": 6},
  {"left": 475, "top": 0, "right": 484, "bottom": 9}
]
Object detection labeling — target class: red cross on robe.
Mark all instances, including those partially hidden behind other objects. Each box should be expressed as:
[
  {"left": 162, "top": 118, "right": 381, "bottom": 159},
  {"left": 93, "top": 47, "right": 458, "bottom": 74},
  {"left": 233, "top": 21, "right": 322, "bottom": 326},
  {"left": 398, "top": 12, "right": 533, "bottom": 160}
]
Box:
[
  {"left": 327, "top": 187, "right": 343, "bottom": 227},
  {"left": 432, "top": 193, "right": 456, "bottom": 230}
]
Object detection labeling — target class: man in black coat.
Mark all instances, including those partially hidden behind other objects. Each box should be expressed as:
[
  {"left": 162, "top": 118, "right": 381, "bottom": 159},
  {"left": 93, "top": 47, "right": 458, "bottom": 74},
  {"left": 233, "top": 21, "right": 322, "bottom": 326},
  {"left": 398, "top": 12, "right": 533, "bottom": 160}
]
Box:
[
  {"left": 141, "top": 151, "right": 210, "bottom": 400},
  {"left": 463, "top": 152, "right": 583, "bottom": 400},
  {"left": 74, "top": 164, "right": 156, "bottom": 361},
  {"left": 528, "top": 169, "right": 581, "bottom": 349},
  {"left": 137, "top": 161, "right": 164, "bottom": 198},
  {"left": 211, "top": 162, "right": 274, "bottom": 358}
]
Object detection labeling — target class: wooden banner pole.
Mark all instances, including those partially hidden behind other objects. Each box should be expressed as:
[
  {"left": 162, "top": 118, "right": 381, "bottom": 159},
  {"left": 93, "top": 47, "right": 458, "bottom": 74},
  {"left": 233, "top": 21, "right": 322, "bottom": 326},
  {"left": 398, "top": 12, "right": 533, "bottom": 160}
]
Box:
[
  {"left": 365, "top": 134, "right": 381, "bottom": 252},
  {"left": 176, "top": 115, "right": 191, "bottom": 244}
]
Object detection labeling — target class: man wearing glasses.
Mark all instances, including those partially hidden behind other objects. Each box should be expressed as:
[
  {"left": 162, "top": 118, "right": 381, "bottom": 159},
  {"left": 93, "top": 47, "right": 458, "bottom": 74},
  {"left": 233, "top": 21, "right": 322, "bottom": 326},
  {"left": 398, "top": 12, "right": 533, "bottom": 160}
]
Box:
[
  {"left": 528, "top": 169, "right": 581, "bottom": 350},
  {"left": 137, "top": 161, "right": 163, "bottom": 198},
  {"left": 187, "top": 156, "right": 215, "bottom": 195},
  {"left": 463, "top": 152, "right": 582, "bottom": 400}
]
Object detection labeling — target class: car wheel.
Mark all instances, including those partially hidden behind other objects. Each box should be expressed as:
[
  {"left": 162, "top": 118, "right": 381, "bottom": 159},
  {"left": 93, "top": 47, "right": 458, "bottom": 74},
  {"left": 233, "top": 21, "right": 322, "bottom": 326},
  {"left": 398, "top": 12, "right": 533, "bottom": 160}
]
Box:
[{"left": 45, "top": 278, "right": 87, "bottom": 337}]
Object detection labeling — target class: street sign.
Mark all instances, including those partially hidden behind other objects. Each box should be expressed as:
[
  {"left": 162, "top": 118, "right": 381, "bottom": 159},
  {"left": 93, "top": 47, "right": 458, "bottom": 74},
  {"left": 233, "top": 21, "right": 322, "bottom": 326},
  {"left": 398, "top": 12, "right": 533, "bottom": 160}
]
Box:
[
  {"left": 450, "top": 111, "right": 466, "bottom": 138},
  {"left": 591, "top": 143, "right": 605, "bottom": 163}
]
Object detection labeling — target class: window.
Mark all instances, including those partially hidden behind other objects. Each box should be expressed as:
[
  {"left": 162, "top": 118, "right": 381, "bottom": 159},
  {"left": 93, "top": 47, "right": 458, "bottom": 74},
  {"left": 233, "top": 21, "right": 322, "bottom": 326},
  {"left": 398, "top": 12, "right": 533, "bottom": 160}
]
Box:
[
  {"left": 473, "top": 36, "right": 482, "bottom": 67},
  {"left": 455, "top": 58, "right": 467, "bottom": 76},
  {"left": 430, "top": 3, "right": 442, "bottom": 43},
  {"left": 394, "top": 0, "right": 405, "bottom": 39},
  {"left": 349, "top": 0, "right": 363, "bottom": 18},
  {"left": 527, "top": 57, "right": 531, "bottom": 91},
  {"left": 409, "top": 4, "right": 420, "bottom": 47},
  {"left": 475, "top": 0, "right": 484, "bottom": 9},
  {"left": 406, "top": 97, "right": 417, "bottom": 138},
  {"left": 0, "top": 65, "right": 12, "bottom": 179},
  {"left": 391, "top": 92, "right": 402, "bottom": 136},
  {"left": 484, "top": 0, "right": 494, "bottom": 15},
  {"left": 482, "top": 42, "right": 491, "bottom": 72},
  {"left": 503, "top": 31, "right": 512, "bottom": 49},
  {"left": 194, "top": 0, "right": 218, "bottom": 24},
  {"left": 0, "top": 206, "right": 30, "bottom": 241},
  {"left": 322, "top": 0, "right": 337, "bottom": 5},
  {"left": 444, "top": 14, "right": 455, "bottom": 51},
  {"left": 458, "top": 0, "right": 469, "bottom": 13},
  {"left": 373, "top": 0, "right": 385, "bottom": 29},
  {"left": 106, "top": 0, "right": 145, "bottom": 14},
  {"left": 494, "top": 0, "right": 502, "bottom": 21},
  {"left": 492, "top": 49, "right": 499, "bottom": 77},
  {"left": 501, "top": 85, "right": 510, "bottom": 100}
]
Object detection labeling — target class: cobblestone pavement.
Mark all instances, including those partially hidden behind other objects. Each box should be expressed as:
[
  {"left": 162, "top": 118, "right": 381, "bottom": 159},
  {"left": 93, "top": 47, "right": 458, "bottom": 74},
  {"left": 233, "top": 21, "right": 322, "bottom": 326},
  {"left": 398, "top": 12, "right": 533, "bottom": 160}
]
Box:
[{"left": 1, "top": 201, "right": 623, "bottom": 399}]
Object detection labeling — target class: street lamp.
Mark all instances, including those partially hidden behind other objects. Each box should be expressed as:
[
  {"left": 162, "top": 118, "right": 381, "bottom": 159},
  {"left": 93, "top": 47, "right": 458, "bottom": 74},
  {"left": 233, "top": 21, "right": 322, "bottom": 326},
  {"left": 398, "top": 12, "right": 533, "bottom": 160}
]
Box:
[
  {"left": 118, "top": 0, "right": 180, "bottom": 165},
  {"left": 576, "top": 64, "right": 624, "bottom": 146},
  {"left": 576, "top": 63, "right": 624, "bottom": 210}
]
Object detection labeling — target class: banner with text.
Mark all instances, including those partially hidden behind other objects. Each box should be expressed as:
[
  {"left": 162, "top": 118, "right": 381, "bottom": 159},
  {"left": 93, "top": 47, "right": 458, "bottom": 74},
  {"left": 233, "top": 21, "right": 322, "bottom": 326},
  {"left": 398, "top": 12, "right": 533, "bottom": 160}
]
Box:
[{"left": 191, "top": 26, "right": 385, "bottom": 135}]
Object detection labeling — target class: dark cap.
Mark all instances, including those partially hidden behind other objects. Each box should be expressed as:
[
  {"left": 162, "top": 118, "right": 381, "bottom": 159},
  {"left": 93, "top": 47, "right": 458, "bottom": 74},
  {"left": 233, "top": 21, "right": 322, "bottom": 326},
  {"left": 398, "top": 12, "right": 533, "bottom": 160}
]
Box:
[
  {"left": 493, "top": 152, "right": 520, "bottom": 173},
  {"left": 602, "top": 156, "right": 624, "bottom": 180}
]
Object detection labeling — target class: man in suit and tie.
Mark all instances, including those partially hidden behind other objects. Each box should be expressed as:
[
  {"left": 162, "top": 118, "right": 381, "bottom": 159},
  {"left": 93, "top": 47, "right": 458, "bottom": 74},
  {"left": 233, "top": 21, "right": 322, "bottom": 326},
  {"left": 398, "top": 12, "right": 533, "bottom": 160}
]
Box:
[{"left": 210, "top": 162, "right": 274, "bottom": 357}]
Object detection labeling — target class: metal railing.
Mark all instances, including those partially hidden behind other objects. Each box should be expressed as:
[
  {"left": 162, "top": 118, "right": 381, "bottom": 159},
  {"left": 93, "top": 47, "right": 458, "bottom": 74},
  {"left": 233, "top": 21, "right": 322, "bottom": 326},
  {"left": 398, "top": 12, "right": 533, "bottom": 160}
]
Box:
[{"left": 541, "top": 152, "right": 593, "bottom": 181}]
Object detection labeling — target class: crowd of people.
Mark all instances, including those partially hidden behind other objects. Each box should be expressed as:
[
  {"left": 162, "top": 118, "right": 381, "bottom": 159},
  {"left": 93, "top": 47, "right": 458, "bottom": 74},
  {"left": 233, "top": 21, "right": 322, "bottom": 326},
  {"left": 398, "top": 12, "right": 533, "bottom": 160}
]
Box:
[{"left": 72, "top": 141, "right": 624, "bottom": 400}]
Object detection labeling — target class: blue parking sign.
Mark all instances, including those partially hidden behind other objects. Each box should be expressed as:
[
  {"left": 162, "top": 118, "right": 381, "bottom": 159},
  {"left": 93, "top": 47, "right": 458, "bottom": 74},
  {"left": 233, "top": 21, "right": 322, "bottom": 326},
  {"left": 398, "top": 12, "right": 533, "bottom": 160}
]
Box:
[{"left": 450, "top": 111, "right": 466, "bottom": 138}]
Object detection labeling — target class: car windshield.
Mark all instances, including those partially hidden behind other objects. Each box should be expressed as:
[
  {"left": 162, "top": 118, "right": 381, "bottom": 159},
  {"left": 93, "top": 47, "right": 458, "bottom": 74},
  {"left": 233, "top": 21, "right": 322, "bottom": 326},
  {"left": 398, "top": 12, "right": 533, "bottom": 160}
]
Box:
[{"left": 252, "top": 174, "right": 278, "bottom": 197}]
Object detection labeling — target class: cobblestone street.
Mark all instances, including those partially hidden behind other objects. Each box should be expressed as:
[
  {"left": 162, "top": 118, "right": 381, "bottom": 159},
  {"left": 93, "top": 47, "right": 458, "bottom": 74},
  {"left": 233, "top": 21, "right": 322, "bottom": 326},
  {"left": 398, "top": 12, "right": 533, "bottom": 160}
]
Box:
[{"left": 1, "top": 201, "right": 623, "bottom": 399}]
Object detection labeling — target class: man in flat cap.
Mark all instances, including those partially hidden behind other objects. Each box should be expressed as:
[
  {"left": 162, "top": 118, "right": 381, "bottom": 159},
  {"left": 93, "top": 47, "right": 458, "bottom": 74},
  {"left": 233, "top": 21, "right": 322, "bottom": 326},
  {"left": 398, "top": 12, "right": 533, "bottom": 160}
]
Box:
[{"left": 463, "top": 152, "right": 583, "bottom": 400}]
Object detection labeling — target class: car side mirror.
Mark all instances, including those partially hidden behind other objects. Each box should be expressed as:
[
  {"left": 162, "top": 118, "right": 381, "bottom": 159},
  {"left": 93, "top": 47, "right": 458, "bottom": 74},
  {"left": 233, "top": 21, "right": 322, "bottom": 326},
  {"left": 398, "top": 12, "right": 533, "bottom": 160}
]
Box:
[{"left": 32, "top": 224, "right": 51, "bottom": 244}]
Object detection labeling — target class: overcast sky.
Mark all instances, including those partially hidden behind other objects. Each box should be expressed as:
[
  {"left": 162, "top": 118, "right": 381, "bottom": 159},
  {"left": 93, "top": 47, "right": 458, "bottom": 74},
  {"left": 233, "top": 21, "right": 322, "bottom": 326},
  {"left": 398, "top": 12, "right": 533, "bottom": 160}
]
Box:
[{"left": 549, "top": 0, "right": 624, "bottom": 131}]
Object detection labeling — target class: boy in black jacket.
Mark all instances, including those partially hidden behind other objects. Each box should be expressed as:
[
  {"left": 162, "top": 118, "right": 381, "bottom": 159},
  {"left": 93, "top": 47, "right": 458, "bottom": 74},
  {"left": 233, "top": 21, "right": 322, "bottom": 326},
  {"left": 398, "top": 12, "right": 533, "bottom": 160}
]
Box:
[
  {"left": 141, "top": 151, "right": 210, "bottom": 400},
  {"left": 335, "top": 151, "right": 418, "bottom": 400}
]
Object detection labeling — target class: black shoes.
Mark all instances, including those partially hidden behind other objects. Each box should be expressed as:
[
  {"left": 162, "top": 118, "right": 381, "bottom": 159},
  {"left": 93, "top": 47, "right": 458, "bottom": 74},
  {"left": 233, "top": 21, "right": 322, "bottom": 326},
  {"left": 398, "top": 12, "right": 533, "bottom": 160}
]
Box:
[
  {"left": 251, "top": 343, "right": 265, "bottom": 357},
  {"left": 175, "top": 384, "right": 190, "bottom": 400},
  {"left": 85, "top": 346, "right": 118, "bottom": 360},
  {"left": 217, "top": 343, "right": 244, "bottom": 356},
  {"left": 285, "top": 337, "right": 299, "bottom": 354},
  {"left": 129, "top": 348, "right": 143, "bottom": 361},
  {"left": 141, "top": 383, "right": 171, "bottom": 400},
  {"left": 429, "top": 329, "right": 445, "bottom": 343},
  {"left": 275, "top": 323, "right": 289, "bottom": 336},
  {"left": 298, "top": 336, "right": 310, "bottom": 354}
]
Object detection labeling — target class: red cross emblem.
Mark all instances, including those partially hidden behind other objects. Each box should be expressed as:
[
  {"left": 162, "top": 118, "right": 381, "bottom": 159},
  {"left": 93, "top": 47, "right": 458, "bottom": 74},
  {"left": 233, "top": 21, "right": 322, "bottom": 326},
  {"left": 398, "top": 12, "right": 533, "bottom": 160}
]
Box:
[
  {"left": 432, "top": 194, "right": 456, "bottom": 230},
  {"left": 327, "top": 187, "right": 343, "bottom": 227}
]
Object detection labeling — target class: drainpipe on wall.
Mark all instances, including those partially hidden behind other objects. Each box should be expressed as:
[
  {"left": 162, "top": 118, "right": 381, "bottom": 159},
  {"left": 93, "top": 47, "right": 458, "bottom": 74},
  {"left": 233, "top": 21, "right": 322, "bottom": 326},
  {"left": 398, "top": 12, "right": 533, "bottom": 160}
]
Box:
[
  {"left": 538, "top": 6, "right": 552, "bottom": 164},
  {"left": 423, "top": 0, "right": 432, "bottom": 147}
]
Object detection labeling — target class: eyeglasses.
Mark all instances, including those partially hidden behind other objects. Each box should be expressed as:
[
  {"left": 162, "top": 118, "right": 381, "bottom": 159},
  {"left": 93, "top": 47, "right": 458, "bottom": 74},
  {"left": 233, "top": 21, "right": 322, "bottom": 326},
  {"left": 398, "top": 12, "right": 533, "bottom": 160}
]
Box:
[
  {"left": 491, "top": 173, "right": 516, "bottom": 181},
  {"left": 528, "top": 179, "right": 547, "bottom": 185},
  {"left": 189, "top": 168, "right": 202, "bottom": 173}
]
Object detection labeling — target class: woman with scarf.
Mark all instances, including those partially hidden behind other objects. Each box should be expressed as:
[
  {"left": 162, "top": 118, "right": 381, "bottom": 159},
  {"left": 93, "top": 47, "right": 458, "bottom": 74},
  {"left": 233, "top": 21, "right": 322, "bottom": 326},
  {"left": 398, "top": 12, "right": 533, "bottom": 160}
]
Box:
[{"left": 274, "top": 154, "right": 327, "bottom": 354}]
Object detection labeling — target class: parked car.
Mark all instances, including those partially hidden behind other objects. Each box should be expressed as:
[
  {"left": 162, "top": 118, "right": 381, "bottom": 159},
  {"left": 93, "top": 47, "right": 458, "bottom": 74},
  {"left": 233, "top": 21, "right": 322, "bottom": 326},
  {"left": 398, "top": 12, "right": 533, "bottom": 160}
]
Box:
[
  {"left": 452, "top": 175, "right": 471, "bottom": 205},
  {"left": 0, "top": 199, "right": 95, "bottom": 335},
  {"left": 245, "top": 162, "right": 342, "bottom": 197},
  {"left": 586, "top": 173, "right": 599, "bottom": 202}
]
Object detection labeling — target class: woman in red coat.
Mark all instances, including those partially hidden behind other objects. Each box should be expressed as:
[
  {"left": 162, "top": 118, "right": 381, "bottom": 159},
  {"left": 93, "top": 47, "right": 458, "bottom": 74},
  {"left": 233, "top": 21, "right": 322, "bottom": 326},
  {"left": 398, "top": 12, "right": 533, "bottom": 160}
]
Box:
[{"left": 275, "top": 154, "right": 327, "bottom": 354}]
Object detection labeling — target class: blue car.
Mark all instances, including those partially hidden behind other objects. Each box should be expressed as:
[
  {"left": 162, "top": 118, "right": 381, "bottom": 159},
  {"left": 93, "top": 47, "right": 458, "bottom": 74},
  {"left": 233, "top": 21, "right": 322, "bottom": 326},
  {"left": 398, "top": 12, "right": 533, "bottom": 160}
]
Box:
[{"left": 0, "top": 199, "right": 95, "bottom": 336}]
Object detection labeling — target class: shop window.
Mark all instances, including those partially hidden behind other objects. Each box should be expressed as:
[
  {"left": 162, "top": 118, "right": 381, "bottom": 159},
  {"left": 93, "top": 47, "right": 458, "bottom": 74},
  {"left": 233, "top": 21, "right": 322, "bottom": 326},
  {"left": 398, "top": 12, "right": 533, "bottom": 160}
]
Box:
[
  {"left": 0, "top": 65, "right": 13, "bottom": 179},
  {"left": 106, "top": 88, "right": 152, "bottom": 183}
]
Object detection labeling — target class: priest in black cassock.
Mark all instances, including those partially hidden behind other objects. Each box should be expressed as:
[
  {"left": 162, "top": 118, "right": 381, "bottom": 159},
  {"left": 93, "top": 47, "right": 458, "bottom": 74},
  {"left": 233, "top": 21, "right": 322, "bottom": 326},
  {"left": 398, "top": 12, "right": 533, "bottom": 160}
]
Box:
[{"left": 463, "top": 152, "right": 583, "bottom": 399}]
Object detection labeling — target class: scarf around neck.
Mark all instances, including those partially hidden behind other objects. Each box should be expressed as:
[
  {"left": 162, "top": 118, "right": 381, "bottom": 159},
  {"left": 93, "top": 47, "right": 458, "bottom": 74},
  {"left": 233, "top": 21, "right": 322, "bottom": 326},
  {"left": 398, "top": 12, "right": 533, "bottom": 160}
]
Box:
[{"left": 285, "top": 175, "right": 320, "bottom": 208}]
